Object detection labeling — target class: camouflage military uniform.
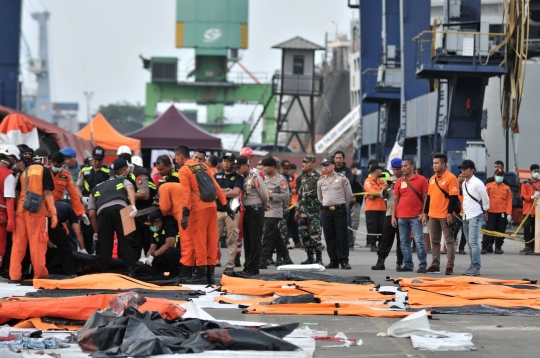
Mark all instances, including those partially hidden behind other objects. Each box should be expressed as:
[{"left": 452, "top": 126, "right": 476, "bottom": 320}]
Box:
[
  {"left": 277, "top": 173, "right": 291, "bottom": 243},
  {"left": 297, "top": 171, "right": 324, "bottom": 252}
]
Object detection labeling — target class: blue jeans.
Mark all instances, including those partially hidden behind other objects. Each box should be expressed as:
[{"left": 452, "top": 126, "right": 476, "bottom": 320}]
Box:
[
  {"left": 398, "top": 217, "right": 427, "bottom": 270},
  {"left": 463, "top": 213, "right": 484, "bottom": 270}
]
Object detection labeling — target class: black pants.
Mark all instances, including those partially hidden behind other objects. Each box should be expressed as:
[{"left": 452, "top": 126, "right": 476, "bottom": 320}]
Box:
[
  {"left": 81, "top": 223, "right": 94, "bottom": 254},
  {"left": 453, "top": 218, "right": 467, "bottom": 250},
  {"left": 378, "top": 216, "right": 403, "bottom": 264},
  {"left": 287, "top": 207, "right": 300, "bottom": 244},
  {"left": 366, "top": 210, "right": 385, "bottom": 245},
  {"left": 97, "top": 205, "right": 137, "bottom": 271},
  {"left": 243, "top": 206, "right": 265, "bottom": 271},
  {"left": 132, "top": 216, "right": 152, "bottom": 256},
  {"left": 262, "top": 217, "right": 288, "bottom": 258},
  {"left": 523, "top": 216, "right": 535, "bottom": 249},
  {"left": 322, "top": 208, "right": 349, "bottom": 264},
  {"left": 482, "top": 212, "right": 507, "bottom": 249},
  {"left": 152, "top": 247, "right": 181, "bottom": 276},
  {"left": 46, "top": 223, "right": 75, "bottom": 276}
]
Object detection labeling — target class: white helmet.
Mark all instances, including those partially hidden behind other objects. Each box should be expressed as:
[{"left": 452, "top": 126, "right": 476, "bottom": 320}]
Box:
[
  {"left": 0, "top": 145, "right": 21, "bottom": 158},
  {"left": 131, "top": 155, "right": 143, "bottom": 167},
  {"left": 117, "top": 145, "right": 132, "bottom": 155}
]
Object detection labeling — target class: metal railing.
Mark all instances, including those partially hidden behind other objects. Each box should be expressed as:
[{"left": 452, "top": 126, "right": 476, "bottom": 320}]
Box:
[
  {"left": 361, "top": 67, "right": 402, "bottom": 95},
  {"left": 272, "top": 74, "right": 323, "bottom": 96}
]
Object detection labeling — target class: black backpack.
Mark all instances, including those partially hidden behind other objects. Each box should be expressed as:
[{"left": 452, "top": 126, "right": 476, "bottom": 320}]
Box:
[{"left": 189, "top": 164, "right": 217, "bottom": 202}]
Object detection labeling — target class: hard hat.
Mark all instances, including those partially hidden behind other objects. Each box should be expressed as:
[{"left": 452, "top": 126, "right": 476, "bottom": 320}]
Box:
[
  {"left": 132, "top": 155, "right": 143, "bottom": 167},
  {"left": 117, "top": 145, "right": 132, "bottom": 155},
  {"left": 239, "top": 146, "right": 254, "bottom": 159},
  {"left": 0, "top": 145, "right": 20, "bottom": 158}
]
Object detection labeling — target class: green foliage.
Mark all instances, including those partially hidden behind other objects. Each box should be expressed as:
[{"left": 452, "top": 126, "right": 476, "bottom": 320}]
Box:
[{"left": 97, "top": 102, "right": 144, "bottom": 134}]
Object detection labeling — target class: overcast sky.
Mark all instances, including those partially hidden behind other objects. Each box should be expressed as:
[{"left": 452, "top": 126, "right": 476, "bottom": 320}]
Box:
[{"left": 20, "top": 0, "right": 356, "bottom": 122}]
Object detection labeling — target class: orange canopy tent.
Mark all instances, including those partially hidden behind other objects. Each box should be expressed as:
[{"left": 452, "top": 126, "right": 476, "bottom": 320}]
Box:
[{"left": 77, "top": 113, "right": 142, "bottom": 163}]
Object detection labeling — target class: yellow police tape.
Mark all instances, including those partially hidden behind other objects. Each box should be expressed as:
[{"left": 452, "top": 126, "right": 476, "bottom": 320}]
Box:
[
  {"left": 287, "top": 204, "right": 296, "bottom": 211},
  {"left": 353, "top": 192, "right": 381, "bottom": 196}
]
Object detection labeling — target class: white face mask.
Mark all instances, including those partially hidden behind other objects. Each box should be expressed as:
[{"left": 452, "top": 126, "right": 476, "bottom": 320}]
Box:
[{"left": 51, "top": 166, "right": 63, "bottom": 173}]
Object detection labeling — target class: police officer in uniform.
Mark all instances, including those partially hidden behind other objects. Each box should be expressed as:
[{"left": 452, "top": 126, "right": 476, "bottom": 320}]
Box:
[
  {"left": 215, "top": 152, "right": 243, "bottom": 273},
  {"left": 88, "top": 158, "right": 138, "bottom": 273},
  {"left": 317, "top": 157, "right": 353, "bottom": 269},
  {"left": 143, "top": 211, "right": 181, "bottom": 276},
  {"left": 76, "top": 146, "right": 110, "bottom": 253},
  {"left": 155, "top": 155, "right": 179, "bottom": 184},
  {"left": 233, "top": 155, "right": 269, "bottom": 275}
]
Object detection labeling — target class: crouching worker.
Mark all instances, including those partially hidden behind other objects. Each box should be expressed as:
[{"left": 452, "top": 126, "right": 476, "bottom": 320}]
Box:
[
  {"left": 46, "top": 201, "right": 86, "bottom": 277},
  {"left": 9, "top": 148, "right": 58, "bottom": 283},
  {"left": 88, "top": 158, "right": 138, "bottom": 274},
  {"left": 143, "top": 211, "right": 181, "bottom": 276}
]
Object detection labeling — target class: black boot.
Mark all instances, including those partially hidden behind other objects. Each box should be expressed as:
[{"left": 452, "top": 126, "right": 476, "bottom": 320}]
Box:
[
  {"left": 267, "top": 255, "right": 276, "bottom": 265},
  {"left": 371, "top": 244, "right": 378, "bottom": 252},
  {"left": 282, "top": 251, "right": 294, "bottom": 265},
  {"left": 234, "top": 253, "right": 241, "bottom": 267},
  {"left": 177, "top": 265, "right": 193, "bottom": 283},
  {"left": 371, "top": 256, "right": 386, "bottom": 270},
  {"left": 259, "top": 255, "right": 268, "bottom": 269},
  {"left": 315, "top": 250, "right": 323, "bottom": 265},
  {"left": 301, "top": 251, "right": 315, "bottom": 264},
  {"left": 275, "top": 255, "right": 284, "bottom": 266},
  {"left": 186, "top": 266, "right": 207, "bottom": 284},
  {"left": 206, "top": 265, "right": 216, "bottom": 285}
]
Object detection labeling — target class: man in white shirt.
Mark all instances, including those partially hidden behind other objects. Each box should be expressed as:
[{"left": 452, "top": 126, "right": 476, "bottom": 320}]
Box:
[{"left": 459, "top": 160, "right": 490, "bottom": 276}]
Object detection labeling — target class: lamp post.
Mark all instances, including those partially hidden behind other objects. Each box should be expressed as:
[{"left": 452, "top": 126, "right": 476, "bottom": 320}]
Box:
[
  {"left": 329, "top": 21, "right": 339, "bottom": 40},
  {"left": 84, "top": 91, "right": 95, "bottom": 144}
]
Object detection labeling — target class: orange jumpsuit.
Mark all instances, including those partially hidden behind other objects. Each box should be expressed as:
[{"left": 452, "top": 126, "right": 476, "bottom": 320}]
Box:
[
  {"left": 158, "top": 183, "right": 183, "bottom": 224},
  {"left": 51, "top": 168, "right": 85, "bottom": 216},
  {"left": 10, "top": 164, "right": 57, "bottom": 280},
  {"left": 179, "top": 159, "right": 227, "bottom": 267}
]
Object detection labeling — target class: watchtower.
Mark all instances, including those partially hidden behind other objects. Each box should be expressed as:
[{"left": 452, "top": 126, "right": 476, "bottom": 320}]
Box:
[{"left": 271, "top": 37, "right": 324, "bottom": 153}]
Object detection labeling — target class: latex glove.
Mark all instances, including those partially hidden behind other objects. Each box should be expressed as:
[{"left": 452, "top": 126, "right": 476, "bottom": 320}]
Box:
[
  {"left": 507, "top": 214, "right": 512, "bottom": 224},
  {"left": 80, "top": 214, "right": 90, "bottom": 226},
  {"left": 93, "top": 233, "right": 98, "bottom": 242},
  {"left": 50, "top": 214, "right": 58, "bottom": 229},
  {"left": 79, "top": 248, "right": 88, "bottom": 254},
  {"left": 129, "top": 205, "right": 138, "bottom": 218},
  {"left": 532, "top": 192, "right": 540, "bottom": 199},
  {"left": 82, "top": 197, "right": 89, "bottom": 205},
  {"left": 181, "top": 207, "right": 190, "bottom": 230},
  {"left": 225, "top": 203, "right": 235, "bottom": 220},
  {"left": 145, "top": 255, "right": 154, "bottom": 266}
]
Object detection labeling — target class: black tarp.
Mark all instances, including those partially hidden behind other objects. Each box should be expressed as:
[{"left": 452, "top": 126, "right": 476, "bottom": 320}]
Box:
[
  {"left": 224, "top": 270, "right": 374, "bottom": 284},
  {"left": 78, "top": 308, "right": 299, "bottom": 356},
  {"left": 24, "top": 288, "right": 205, "bottom": 300},
  {"left": 427, "top": 305, "right": 540, "bottom": 317}
]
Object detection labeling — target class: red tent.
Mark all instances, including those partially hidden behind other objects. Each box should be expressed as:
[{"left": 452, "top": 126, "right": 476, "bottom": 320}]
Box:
[
  {"left": 0, "top": 105, "right": 94, "bottom": 163},
  {"left": 127, "top": 106, "right": 222, "bottom": 150}
]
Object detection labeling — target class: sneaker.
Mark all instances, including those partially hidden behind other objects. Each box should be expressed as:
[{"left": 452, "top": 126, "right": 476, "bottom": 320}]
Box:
[
  {"left": 495, "top": 248, "right": 504, "bottom": 254},
  {"left": 223, "top": 267, "right": 235, "bottom": 274},
  {"left": 445, "top": 265, "right": 454, "bottom": 275},
  {"left": 340, "top": 263, "right": 352, "bottom": 270},
  {"left": 425, "top": 265, "right": 441, "bottom": 274},
  {"left": 458, "top": 250, "right": 466, "bottom": 255},
  {"left": 417, "top": 268, "right": 427, "bottom": 274},
  {"left": 325, "top": 262, "right": 339, "bottom": 269},
  {"left": 397, "top": 266, "right": 413, "bottom": 272},
  {"left": 520, "top": 247, "right": 534, "bottom": 255},
  {"left": 463, "top": 266, "right": 481, "bottom": 276}
]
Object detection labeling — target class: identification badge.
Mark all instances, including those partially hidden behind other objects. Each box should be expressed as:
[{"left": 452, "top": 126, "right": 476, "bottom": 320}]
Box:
[
  {"left": 401, "top": 182, "right": 408, "bottom": 188},
  {"left": 335, "top": 179, "right": 339, "bottom": 183}
]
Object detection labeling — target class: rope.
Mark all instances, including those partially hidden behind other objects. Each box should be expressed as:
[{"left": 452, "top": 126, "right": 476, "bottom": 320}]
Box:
[
  {"left": 348, "top": 227, "right": 382, "bottom": 236},
  {"left": 353, "top": 192, "right": 381, "bottom": 196}
]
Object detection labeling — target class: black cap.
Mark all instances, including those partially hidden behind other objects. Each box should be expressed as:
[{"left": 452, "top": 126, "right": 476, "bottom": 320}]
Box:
[
  {"left": 92, "top": 146, "right": 105, "bottom": 160},
  {"left": 531, "top": 164, "right": 540, "bottom": 171},
  {"left": 33, "top": 148, "right": 48, "bottom": 158},
  {"left": 370, "top": 164, "right": 383, "bottom": 172},
  {"left": 289, "top": 163, "right": 297, "bottom": 170},
  {"left": 232, "top": 156, "right": 249, "bottom": 168},
  {"left": 222, "top": 152, "right": 236, "bottom": 161},
  {"left": 459, "top": 160, "right": 476, "bottom": 170},
  {"left": 280, "top": 159, "right": 291, "bottom": 168},
  {"left": 261, "top": 157, "right": 278, "bottom": 167},
  {"left": 351, "top": 162, "right": 361, "bottom": 169},
  {"left": 110, "top": 158, "right": 128, "bottom": 174},
  {"left": 321, "top": 157, "right": 335, "bottom": 165},
  {"left": 146, "top": 211, "right": 163, "bottom": 225},
  {"left": 368, "top": 159, "right": 378, "bottom": 167}
]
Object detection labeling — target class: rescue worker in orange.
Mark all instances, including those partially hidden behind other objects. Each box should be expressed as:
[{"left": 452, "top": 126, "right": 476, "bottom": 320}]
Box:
[
  {"left": 481, "top": 169, "right": 512, "bottom": 254},
  {"left": 520, "top": 164, "right": 540, "bottom": 254},
  {"left": 175, "top": 145, "right": 233, "bottom": 284},
  {"left": 0, "top": 145, "right": 19, "bottom": 268},
  {"left": 9, "top": 148, "right": 58, "bottom": 283},
  {"left": 364, "top": 164, "right": 387, "bottom": 252}
]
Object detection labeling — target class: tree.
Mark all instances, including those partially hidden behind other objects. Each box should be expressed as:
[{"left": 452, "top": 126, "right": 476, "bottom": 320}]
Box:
[{"left": 96, "top": 102, "right": 144, "bottom": 134}]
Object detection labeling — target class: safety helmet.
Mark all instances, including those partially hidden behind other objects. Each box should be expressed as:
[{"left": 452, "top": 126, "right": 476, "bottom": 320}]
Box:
[
  {"left": 239, "top": 146, "right": 254, "bottom": 159},
  {"left": 117, "top": 145, "right": 132, "bottom": 155},
  {"left": 132, "top": 155, "right": 143, "bottom": 167},
  {"left": 0, "top": 145, "right": 20, "bottom": 158}
]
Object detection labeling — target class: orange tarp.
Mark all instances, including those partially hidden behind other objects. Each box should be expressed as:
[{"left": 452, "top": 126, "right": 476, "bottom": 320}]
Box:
[
  {"left": 76, "top": 113, "right": 141, "bottom": 163},
  {"left": 0, "top": 294, "right": 186, "bottom": 324},
  {"left": 33, "top": 273, "right": 193, "bottom": 291}
]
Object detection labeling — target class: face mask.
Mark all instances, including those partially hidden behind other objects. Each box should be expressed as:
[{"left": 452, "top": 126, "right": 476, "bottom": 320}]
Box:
[
  {"left": 533, "top": 173, "right": 539, "bottom": 180},
  {"left": 149, "top": 226, "right": 159, "bottom": 233},
  {"left": 52, "top": 166, "right": 62, "bottom": 173},
  {"left": 495, "top": 176, "right": 503, "bottom": 184},
  {"left": 116, "top": 171, "right": 126, "bottom": 179}
]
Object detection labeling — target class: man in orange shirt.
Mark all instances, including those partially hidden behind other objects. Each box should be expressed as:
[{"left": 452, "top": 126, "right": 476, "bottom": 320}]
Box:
[
  {"left": 481, "top": 169, "right": 512, "bottom": 254},
  {"left": 519, "top": 164, "right": 540, "bottom": 254},
  {"left": 176, "top": 145, "right": 233, "bottom": 284},
  {"left": 285, "top": 161, "right": 301, "bottom": 248},
  {"left": 50, "top": 152, "right": 88, "bottom": 222},
  {"left": 422, "top": 154, "right": 460, "bottom": 275},
  {"left": 10, "top": 148, "right": 58, "bottom": 283},
  {"left": 364, "top": 165, "right": 387, "bottom": 252}
]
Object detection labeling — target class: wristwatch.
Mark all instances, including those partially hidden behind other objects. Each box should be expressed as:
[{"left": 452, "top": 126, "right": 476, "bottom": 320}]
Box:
[{"left": 151, "top": 253, "right": 155, "bottom": 257}]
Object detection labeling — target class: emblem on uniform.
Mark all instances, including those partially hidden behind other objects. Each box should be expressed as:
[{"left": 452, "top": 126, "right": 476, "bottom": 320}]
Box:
[
  {"left": 230, "top": 176, "right": 235, "bottom": 181},
  {"left": 335, "top": 179, "right": 339, "bottom": 183}
]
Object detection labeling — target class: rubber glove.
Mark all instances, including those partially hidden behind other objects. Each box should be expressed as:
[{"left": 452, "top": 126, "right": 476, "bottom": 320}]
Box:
[
  {"left": 181, "top": 207, "right": 190, "bottom": 230},
  {"left": 145, "top": 255, "right": 154, "bottom": 266},
  {"left": 129, "top": 205, "right": 138, "bottom": 218},
  {"left": 80, "top": 214, "right": 90, "bottom": 226}
]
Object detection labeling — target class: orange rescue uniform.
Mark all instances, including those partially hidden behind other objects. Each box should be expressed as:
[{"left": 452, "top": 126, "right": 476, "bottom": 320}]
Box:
[
  {"left": 179, "top": 159, "right": 227, "bottom": 266},
  {"left": 290, "top": 173, "right": 298, "bottom": 205},
  {"left": 51, "top": 168, "right": 85, "bottom": 216},
  {"left": 363, "top": 176, "right": 386, "bottom": 211},
  {"left": 486, "top": 181, "right": 512, "bottom": 215},
  {"left": 10, "top": 164, "right": 57, "bottom": 280},
  {"left": 521, "top": 180, "right": 540, "bottom": 217},
  {"left": 427, "top": 170, "right": 460, "bottom": 219}
]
